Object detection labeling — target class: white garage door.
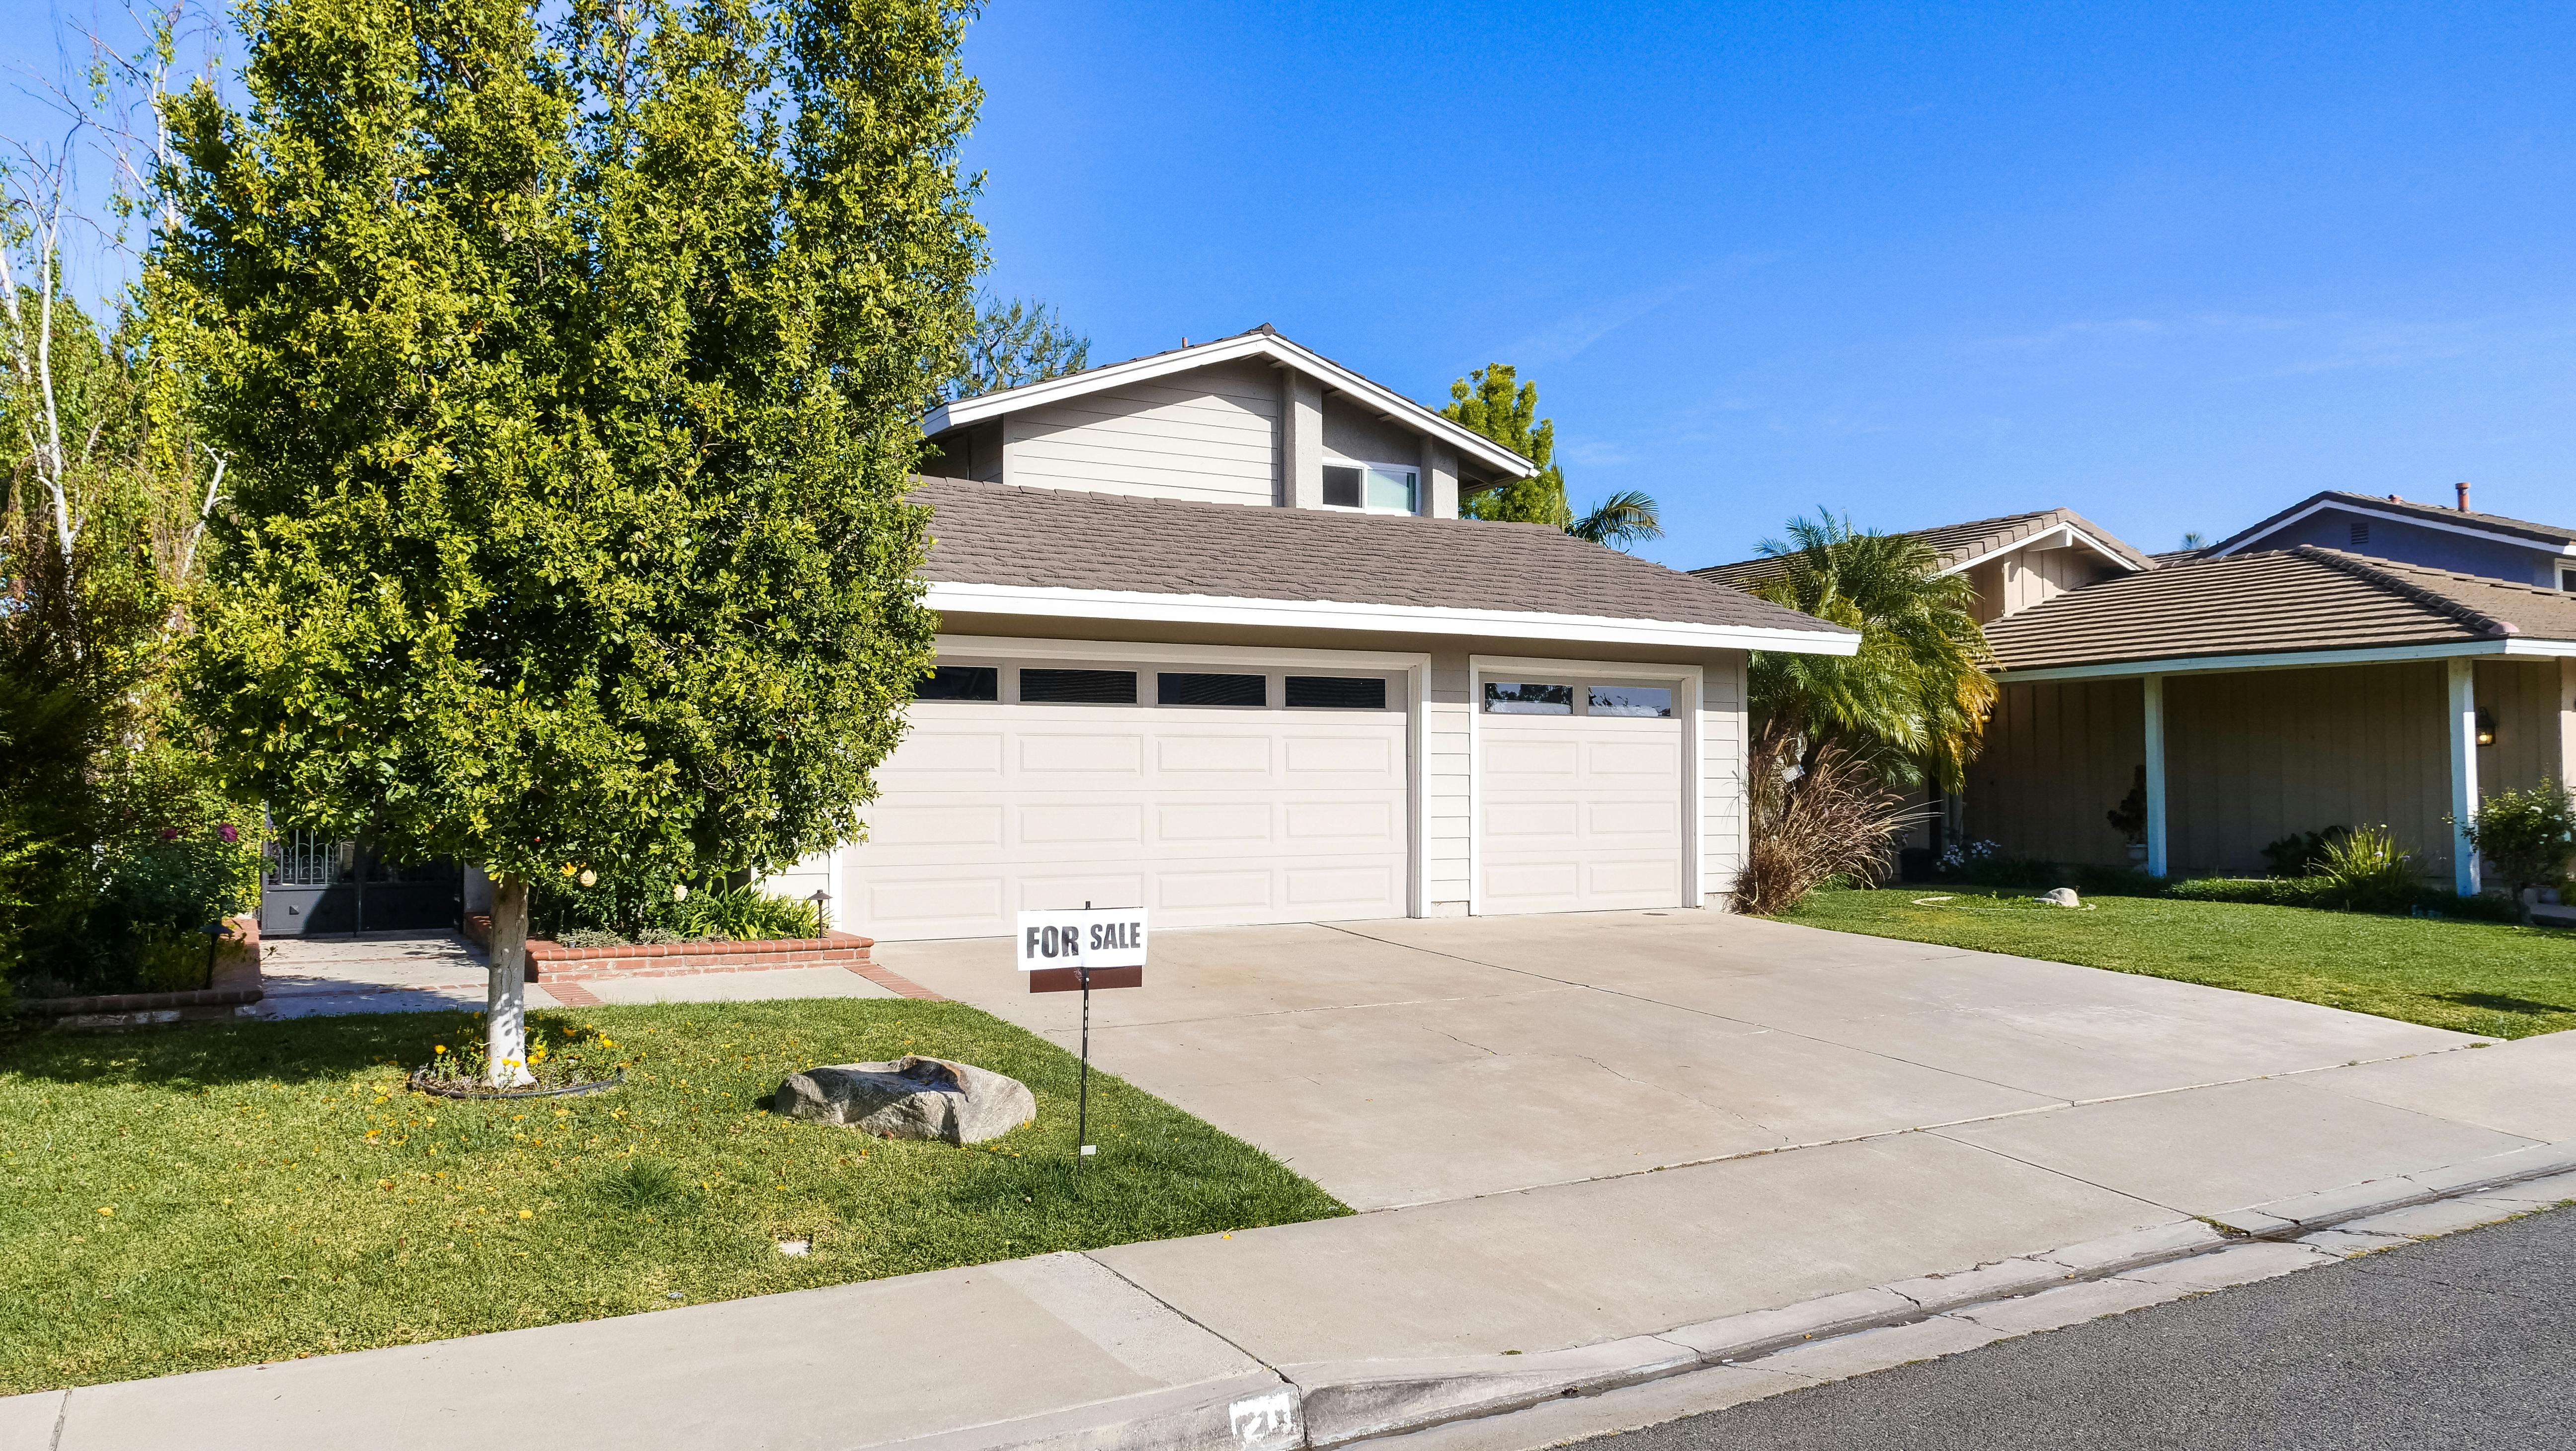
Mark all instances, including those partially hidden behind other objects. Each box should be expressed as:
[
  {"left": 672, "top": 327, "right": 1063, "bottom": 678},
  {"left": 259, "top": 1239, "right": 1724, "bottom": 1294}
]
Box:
[
  {"left": 1478, "top": 677, "right": 1685, "bottom": 914},
  {"left": 847, "top": 658, "right": 1409, "bottom": 941}
]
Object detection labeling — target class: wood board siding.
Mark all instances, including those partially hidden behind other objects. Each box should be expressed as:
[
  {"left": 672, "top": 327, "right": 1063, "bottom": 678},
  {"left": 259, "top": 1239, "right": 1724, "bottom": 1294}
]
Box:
[
  {"left": 1004, "top": 359, "right": 1282, "bottom": 505},
  {"left": 1700, "top": 654, "right": 1748, "bottom": 903},
  {"left": 1969, "top": 659, "right": 2569, "bottom": 880},
  {"left": 1426, "top": 651, "right": 1473, "bottom": 915},
  {"left": 1964, "top": 547, "right": 2121, "bottom": 624},
  {"left": 1965, "top": 679, "right": 2145, "bottom": 865}
]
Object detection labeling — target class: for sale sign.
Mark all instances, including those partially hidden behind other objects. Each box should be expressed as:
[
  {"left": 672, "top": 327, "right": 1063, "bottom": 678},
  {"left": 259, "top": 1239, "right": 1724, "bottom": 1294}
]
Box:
[{"left": 1018, "top": 906, "right": 1146, "bottom": 992}]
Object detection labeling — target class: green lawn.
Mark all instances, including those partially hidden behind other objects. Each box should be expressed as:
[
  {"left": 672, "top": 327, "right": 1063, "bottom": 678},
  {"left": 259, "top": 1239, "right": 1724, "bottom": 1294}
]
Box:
[
  {"left": 0, "top": 1000, "right": 1345, "bottom": 1395},
  {"left": 1784, "top": 888, "right": 2576, "bottom": 1039}
]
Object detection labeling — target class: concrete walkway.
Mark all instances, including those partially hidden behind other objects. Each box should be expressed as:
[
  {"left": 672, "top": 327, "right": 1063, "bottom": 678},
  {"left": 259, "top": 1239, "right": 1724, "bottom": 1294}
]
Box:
[
  {"left": 15, "top": 912, "right": 2576, "bottom": 1451},
  {"left": 254, "top": 931, "right": 897, "bottom": 1017}
]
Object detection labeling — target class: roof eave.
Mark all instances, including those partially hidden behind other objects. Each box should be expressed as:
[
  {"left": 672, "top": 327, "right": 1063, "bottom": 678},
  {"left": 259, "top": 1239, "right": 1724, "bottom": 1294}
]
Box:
[
  {"left": 1989, "top": 635, "right": 2576, "bottom": 682},
  {"left": 922, "top": 580, "right": 1862, "bottom": 656}
]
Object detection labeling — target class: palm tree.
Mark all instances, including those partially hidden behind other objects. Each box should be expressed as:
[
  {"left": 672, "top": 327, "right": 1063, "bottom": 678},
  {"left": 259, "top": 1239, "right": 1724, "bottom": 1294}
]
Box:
[
  {"left": 1568, "top": 489, "right": 1664, "bottom": 548},
  {"left": 1746, "top": 509, "right": 1996, "bottom": 794}
]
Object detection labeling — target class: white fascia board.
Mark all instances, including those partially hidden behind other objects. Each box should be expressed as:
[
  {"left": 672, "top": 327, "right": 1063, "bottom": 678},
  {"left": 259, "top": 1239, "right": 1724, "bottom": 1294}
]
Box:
[
  {"left": 919, "top": 333, "right": 1538, "bottom": 481},
  {"left": 2208, "top": 499, "right": 2576, "bottom": 559},
  {"left": 922, "top": 581, "right": 1862, "bottom": 656},
  {"left": 1991, "top": 636, "right": 2576, "bottom": 683},
  {"left": 1936, "top": 523, "right": 2143, "bottom": 579}
]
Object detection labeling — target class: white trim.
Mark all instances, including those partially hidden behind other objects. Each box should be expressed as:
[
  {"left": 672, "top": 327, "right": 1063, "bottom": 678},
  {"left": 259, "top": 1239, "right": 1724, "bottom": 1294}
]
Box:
[
  {"left": 1319, "top": 458, "right": 1422, "bottom": 516},
  {"left": 1993, "top": 637, "right": 2576, "bottom": 683},
  {"left": 2142, "top": 675, "right": 2168, "bottom": 879},
  {"left": 1407, "top": 660, "right": 1430, "bottom": 918},
  {"left": 934, "top": 633, "right": 1431, "bottom": 671},
  {"left": 921, "top": 331, "right": 1538, "bottom": 481},
  {"left": 925, "top": 581, "right": 1861, "bottom": 655},
  {"left": 1937, "top": 522, "right": 2145, "bottom": 579},
  {"left": 2209, "top": 498, "right": 2576, "bottom": 560},
  {"left": 1466, "top": 654, "right": 1707, "bottom": 914},
  {"left": 2447, "top": 657, "right": 2482, "bottom": 896}
]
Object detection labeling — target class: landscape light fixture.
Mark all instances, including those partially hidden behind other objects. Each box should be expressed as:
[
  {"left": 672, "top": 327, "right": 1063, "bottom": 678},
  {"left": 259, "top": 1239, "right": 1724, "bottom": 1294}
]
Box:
[{"left": 2475, "top": 708, "right": 2497, "bottom": 747}]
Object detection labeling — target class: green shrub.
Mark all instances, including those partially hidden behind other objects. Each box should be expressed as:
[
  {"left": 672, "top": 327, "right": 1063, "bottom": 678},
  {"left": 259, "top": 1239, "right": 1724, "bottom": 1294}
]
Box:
[
  {"left": 2457, "top": 780, "right": 2576, "bottom": 915},
  {"left": 676, "top": 886, "right": 825, "bottom": 941},
  {"left": 2315, "top": 824, "right": 2422, "bottom": 914},
  {"left": 2259, "top": 826, "right": 2348, "bottom": 878}
]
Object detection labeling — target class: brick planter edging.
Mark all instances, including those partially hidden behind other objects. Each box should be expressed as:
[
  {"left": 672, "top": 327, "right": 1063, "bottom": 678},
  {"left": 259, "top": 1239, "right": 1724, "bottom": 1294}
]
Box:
[{"left": 528, "top": 932, "right": 875, "bottom": 982}]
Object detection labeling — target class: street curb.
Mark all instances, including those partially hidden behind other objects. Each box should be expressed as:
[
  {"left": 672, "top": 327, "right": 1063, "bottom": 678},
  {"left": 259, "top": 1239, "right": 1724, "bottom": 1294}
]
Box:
[
  {"left": 1276, "top": 1136, "right": 2576, "bottom": 1450},
  {"left": 874, "top": 1370, "right": 1299, "bottom": 1451}
]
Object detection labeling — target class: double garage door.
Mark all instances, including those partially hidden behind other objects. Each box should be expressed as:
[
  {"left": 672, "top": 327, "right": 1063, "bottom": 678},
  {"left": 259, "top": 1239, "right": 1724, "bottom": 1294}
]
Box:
[
  {"left": 850, "top": 657, "right": 1411, "bottom": 940},
  {"left": 843, "top": 655, "right": 1689, "bottom": 941}
]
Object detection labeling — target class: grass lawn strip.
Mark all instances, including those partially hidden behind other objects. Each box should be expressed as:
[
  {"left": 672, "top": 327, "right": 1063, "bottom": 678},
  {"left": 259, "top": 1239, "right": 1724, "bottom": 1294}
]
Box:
[
  {"left": 1785, "top": 888, "right": 2576, "bottom": 1039},
  {"left": 0, "top": 999, "right": 1346, "bottom": 1395}
]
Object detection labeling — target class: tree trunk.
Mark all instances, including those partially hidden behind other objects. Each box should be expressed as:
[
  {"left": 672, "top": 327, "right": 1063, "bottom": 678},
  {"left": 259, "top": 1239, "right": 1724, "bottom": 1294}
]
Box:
[{"left": 485, "top": 876, "right": 536, "bottom": 1088}]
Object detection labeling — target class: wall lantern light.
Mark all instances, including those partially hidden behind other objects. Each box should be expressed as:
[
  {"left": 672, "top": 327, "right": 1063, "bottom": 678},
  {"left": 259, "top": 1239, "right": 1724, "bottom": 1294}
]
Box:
[{"left": 2475, "top": 707, "right": 2498, "bottom": 748}]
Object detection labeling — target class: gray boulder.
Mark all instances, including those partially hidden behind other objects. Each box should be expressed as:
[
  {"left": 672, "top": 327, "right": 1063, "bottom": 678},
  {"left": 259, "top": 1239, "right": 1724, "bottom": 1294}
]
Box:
[{"left": 774, "top": 1055, "right": 1035, "bottom": 1145}]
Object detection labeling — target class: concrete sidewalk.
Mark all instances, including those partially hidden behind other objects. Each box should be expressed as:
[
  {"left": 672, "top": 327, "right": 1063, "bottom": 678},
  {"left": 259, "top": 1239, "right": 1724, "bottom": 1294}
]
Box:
[{"left": 12, "top": 1020, "right": 2576, "bottom": 1451}]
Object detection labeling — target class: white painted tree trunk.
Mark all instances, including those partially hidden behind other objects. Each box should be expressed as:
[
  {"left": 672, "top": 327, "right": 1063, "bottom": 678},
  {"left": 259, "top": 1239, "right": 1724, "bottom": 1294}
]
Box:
[{"left": 485, "top": 876, "right": 537, "bottom": 1088}]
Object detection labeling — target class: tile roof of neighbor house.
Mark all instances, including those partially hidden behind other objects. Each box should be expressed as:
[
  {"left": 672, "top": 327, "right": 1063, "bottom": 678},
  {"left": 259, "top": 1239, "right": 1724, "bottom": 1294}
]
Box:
[
  {"left": 1691, "top": 506, "right": 2157, "bottom": 591},
  {"left": 1983, "top": 547, "right": 2576, "bottom": 673},
  {"left": 912, "top": 476, "right": 1856, "bottom": 639},
  {"left": 2210, "top": 489, "right": 2576, "bottom": 555}
]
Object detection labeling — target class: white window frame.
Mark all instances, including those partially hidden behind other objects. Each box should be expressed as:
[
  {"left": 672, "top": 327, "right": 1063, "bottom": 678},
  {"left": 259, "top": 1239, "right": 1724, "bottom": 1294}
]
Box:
[{"left": 1319, "top": 459, "right": 1422, "bottom": 516}]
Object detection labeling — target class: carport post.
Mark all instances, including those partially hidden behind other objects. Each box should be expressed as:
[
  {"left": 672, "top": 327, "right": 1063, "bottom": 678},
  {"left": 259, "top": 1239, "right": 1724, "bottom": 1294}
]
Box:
[
  {"left": 2447, "top": 658, "right": 2482, "bottom": 896},
  {"left": 2143, "top": 675, "right": 2169, "bottom": 878}
]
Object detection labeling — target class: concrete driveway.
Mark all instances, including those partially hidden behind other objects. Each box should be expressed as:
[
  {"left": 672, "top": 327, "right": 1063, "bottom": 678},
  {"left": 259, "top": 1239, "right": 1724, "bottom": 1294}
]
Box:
[{"left": 875, "top": 909, "right": 2479, "bottom": 1211}]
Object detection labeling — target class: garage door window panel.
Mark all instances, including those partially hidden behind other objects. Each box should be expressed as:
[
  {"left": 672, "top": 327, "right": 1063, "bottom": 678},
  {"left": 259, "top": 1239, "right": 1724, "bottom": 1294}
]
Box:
[
  {"left": 917, "top": 665, "right": 999, "bottom": 701},
  {"left": 1588, "top": 685, "right": 1672, "bottom": 718},
  {"left": 1286, "top": 675, "right": 1388, "bottom": 710},
  {"left": 1020, "top": 668, "right": 1138, "bottom": 705},
  {"left": 1484, "top": 681, "right": 1574, "bottom": 715},
  {"left": 1158, "top": 672, "right": 1268, "bottom": 707}
]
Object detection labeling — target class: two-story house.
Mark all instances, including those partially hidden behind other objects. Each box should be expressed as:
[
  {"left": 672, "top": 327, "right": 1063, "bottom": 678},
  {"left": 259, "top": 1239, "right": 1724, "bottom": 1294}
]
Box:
[
  {"left": 759, "top": 327, "right": 1860, "bottom": 942},
  {"left": 2200, "top": 485, "right": 2576, "bottom": 592}
]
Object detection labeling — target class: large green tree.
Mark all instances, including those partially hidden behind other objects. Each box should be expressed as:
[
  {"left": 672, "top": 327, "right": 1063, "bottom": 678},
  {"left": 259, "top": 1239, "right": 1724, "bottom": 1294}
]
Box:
[
  {"left": 1441, "top": 363, "right": 1661, "bottom": 549},
  {"left": 159, "top": 0, "right": 984, "bottom": 1080}
]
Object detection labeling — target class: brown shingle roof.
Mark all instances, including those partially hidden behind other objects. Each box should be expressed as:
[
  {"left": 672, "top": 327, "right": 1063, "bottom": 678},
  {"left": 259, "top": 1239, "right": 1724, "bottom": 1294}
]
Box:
[
  {"left": 1692, "top": 506, "right": 2154, "bottom": 590},
  {"left": 1985, "top": 547, "right": 2576, "bottom": 673},
  {"left": 914, "top": 476, "right": 1853, "bottom": 639},
  {"left": 2210, "top": 489, "right": 2576, "bottom": 555}
]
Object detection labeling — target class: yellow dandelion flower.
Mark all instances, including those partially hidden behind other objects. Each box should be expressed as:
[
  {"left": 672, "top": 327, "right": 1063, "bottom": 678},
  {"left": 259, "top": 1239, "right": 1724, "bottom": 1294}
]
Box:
[
  {"left": 518, "top": 1209, "right": 532, "bottom": 1219},
  {"left": 561, "top": 864, "right": 577, "bottom": 877}
]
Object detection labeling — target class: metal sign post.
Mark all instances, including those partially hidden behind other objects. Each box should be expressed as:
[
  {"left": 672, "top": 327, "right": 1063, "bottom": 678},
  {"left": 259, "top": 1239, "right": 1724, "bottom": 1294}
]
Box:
[{"left": 1017, "top": 903, "right": 1147, "bottom": 1176}]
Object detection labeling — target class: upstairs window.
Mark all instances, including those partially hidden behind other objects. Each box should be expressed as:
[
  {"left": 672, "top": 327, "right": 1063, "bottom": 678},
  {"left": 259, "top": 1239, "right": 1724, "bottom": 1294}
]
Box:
[
  {"left": 1322, "top": 462, "right": 1419, "bottom": 515},
  {"left": 2562, "top": 567, "right": 2575, "bottom": 592}
]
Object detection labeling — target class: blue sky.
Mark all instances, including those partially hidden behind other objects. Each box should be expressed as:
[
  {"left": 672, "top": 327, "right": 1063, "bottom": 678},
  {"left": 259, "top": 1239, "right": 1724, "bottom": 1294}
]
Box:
[
  {"left": 11, "top": 2, "right": 2574, "bottom": 571},
  {"left": 961, "top": 1, "right": 2576, "bottom": 568}
]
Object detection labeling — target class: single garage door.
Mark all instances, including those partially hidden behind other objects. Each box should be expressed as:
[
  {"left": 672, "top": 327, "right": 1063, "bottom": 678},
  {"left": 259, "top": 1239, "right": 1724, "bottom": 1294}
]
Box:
[
  {"left": 848, "top": 658, "right": 1409, "bottom": 941},
  {"left": 1478, "top": 676, "right": 1684, "bottom": 914}
]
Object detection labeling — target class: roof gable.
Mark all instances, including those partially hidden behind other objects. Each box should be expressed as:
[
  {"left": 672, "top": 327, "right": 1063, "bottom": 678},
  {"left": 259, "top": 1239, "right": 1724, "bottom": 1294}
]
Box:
[
  {"left": 2208, "top": 490, "right": 2576, "bottom": 559},
  {"left": 920, "top": 326, "right": 1538, "bottom": 482},
  {"left": 1692, "top": 506, "right": 2153, "bottom": 590}
]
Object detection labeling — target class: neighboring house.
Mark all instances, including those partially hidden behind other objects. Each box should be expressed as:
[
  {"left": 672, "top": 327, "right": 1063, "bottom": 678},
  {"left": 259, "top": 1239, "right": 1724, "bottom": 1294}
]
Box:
[
  {"left": 1693, "top": 507, "right": 2156, "bottom": 627},
  {"left": 2205, "top": 485, "right": 2576, "bottom": 592},
  {"left": 763, "top": 327, "right": 1858, "bottom": 942},
  {"left": 1693, "top": 507, "right": 2156, "bottom": 860},
  {"left": 1971, "top": 549, "right": 2576, "bottom": 891},
  {"left": 1696, "top": 492, "right": 2576, "bottom": 894}
]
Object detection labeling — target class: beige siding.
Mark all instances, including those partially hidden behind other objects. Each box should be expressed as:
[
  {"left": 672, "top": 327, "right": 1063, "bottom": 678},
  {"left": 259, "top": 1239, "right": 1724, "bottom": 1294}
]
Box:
[
  {"left": 1004, "top": 359, "right": 1281, "bottom": 505},
  {"left": 1964, "top": 679, "right": 2145, "bottom": 865},
  {"left": 2164, "top": 664, "right": 2454, "bottom": 877},
  {"left": 1321, "top": 397, "right": 1425, "bottom": 478},
  {"left": 1425, "top": 650, "right": 1473, "bottom": 914},
  {"left": 1970, "top": 659, "right": 2568, "bottom": 881},
  {"left": 1699, "top": 654, "right": 1748, "bottom": 903},
  {"left": 2000, "top": 547, "right": 2118, "bottom": 616},
  {"left": 2475, "top": 659, "right": 2565, "bottom": 798}
]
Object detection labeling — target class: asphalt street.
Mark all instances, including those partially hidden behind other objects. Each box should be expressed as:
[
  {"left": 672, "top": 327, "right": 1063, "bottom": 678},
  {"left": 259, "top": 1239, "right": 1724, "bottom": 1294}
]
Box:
[{"left": 1578, "top": 1205, "right": 2576, "bottom": 1451}]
